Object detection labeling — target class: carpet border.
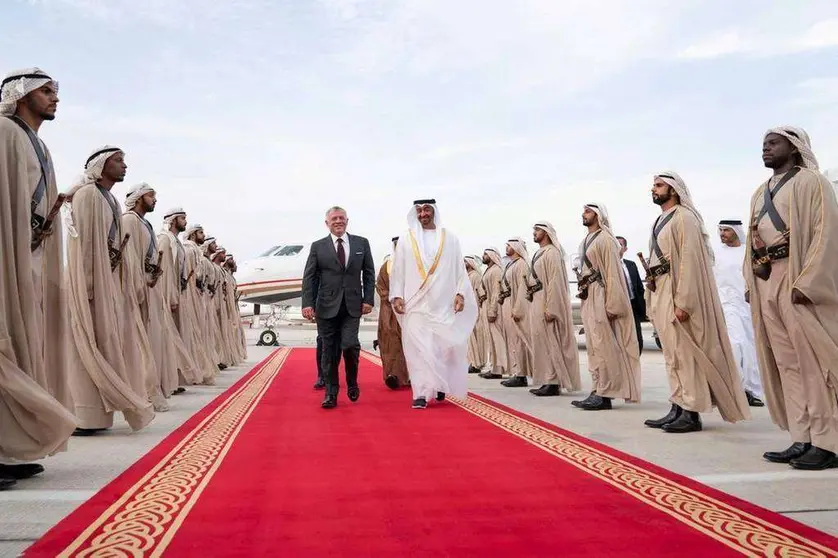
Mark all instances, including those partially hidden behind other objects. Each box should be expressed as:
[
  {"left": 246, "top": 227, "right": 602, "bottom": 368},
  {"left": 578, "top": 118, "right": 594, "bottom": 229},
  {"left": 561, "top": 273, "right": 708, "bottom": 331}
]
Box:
[
  {"left": 24, "top": 348, "right": 287, "bottom": 558},
  {"left": 360, "top": 350, "right": 838, "bottom": 557}
]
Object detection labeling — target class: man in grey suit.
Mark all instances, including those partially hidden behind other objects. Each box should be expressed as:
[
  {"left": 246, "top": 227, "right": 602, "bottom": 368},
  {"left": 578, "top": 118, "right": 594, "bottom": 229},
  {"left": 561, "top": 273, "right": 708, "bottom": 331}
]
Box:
[{"left": 302, "top": 206, "right": 376, "bottom": 409}]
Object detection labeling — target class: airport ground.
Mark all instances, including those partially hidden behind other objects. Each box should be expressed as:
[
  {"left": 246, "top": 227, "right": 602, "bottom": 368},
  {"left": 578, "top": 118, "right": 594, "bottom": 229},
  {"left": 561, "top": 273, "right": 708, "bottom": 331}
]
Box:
[{"left": 1, "top": 324, "right": 836, "bottom": 557}]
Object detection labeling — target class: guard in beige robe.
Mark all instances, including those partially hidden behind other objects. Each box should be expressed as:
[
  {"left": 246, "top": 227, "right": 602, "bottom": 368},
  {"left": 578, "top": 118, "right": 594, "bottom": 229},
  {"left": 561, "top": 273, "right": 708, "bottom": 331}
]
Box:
[
  {"left": 65, "top": 146, "right": 155, "bottom": 434},
  {"left": 526, "top": 221, "right": 581, "bottom": 396},
  {"left": 376, "top": 238, "right": 410, "bottom": 389},
  {"left": 182, "top": 226, "right": 220, "bottom": 379},
  {"left": 478, "top": 248, "right": 507, "bottom": 379},
  {"left": 500, "top": 238, "right": 533, "bottom": 388},
  {"left": 225, "top": 255, "right": 248, "bottom": 358},
  {"left": 224, "top": 255, "right": 247, "bottom": 364},
  {"left": 573, "top": 204, "right": 640, "bottom": 410},
  {"left": 122, "top": 183, "right": 177, "bottom": 411},
  {"left": 157, "top": 209, "right": 199, "bottom": 389},
  {"left": 745, "top": 126, "right": 838, "bottom": 470},
  {"left": 0, "top": 68, "right": 77, "bottom": 488},
  {"left": 212, "top": 247, "right": 237, "bottom": 368},
  {"left": 643, "top": 171, "right": 749, "bottom": 433},
  {"left": 465, "top": 255, "right": 487, "bottom": 374}
]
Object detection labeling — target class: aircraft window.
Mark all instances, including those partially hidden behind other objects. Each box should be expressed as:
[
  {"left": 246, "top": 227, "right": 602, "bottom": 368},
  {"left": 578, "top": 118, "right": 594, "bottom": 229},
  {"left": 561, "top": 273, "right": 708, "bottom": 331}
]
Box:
[
  {"left": 259, "top": 245, "right": 281, "bottom": 257},
  {"left": 274, "top": 245, "right": 303, "bottom": 256}
]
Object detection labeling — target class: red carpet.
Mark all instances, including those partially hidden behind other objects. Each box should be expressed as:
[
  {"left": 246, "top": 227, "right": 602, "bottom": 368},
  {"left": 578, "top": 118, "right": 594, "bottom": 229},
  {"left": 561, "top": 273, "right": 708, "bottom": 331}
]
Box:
[{"left": 25, "top": 348, "right": 838, "bottom": 557}]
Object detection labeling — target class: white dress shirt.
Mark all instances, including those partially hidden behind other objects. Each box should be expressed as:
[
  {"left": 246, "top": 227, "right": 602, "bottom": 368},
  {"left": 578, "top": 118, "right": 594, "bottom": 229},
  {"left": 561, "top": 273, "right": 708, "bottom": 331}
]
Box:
[
  {"left": 330, "top": 233, "right": 349, "bottom": 267},
  {"left": 621, "top": 259, "right": 635, "bottom": 300}
]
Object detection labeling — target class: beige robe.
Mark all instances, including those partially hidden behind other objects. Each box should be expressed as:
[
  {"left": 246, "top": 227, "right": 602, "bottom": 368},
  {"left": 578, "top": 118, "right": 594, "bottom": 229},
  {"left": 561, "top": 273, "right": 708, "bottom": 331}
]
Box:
[
  {"left": 66, "top": 184, "right": 154, "bottom": 431},
  {"left": 122, "top": 212, "right": 178, "bottom": 405},
  {"left": 467, "top": 268, "right": 487, "bottom": 369},
  {"left": 375, "top": 259, "right": 409, "bottom": 384},
  {"left": 217, "top": 266, "right": 237, "bottom": 366},
  {"left": 525, "top": 244, "right": 581, "bottom": 390},
  {"left": 224, "top": 272, "right": 245, "bottom": 365},
  {"left": 182, "top": 242, "right": 218, "bottom": 378},
  {"left": 501, "top": 258, "right": 532, "bottom": 377},
  {"left": 482, "top": 264, "right": 508, "bottom": 373},
  {"left": 0, "top": 118, "right": 77, "bottom": 462},
  {"left": 579, "top": 230, "right": 641, "bottom": 402},
  {"left": 156, "top": 232, "right": 199, "bottom": 386},
  {"left": 646, "top": 206, "right": 749, "bottom": 421},
  {"left": 745, "top": 168, "right": 838, "bottom": 452}
]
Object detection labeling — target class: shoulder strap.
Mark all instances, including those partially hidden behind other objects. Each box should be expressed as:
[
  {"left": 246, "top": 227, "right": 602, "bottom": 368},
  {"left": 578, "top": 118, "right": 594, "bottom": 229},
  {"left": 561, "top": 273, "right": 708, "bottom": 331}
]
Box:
[
  {"left": 97, "top": 186, "right": 121, "bottom": 246},
  {"left": 756, "top": 167, "right": 800, "bottom": 234},
  {"left": 7, "top": 116, "right": 50, "bottom": 228},
  {"left": 650, "top": 210, "right": 677, "bottom": 261},
  {"left": 530, "top": 248, "right": 548, "bottom": 281},
  {"left": 581, "top": 230, "right": 602, "bottom": 271}
]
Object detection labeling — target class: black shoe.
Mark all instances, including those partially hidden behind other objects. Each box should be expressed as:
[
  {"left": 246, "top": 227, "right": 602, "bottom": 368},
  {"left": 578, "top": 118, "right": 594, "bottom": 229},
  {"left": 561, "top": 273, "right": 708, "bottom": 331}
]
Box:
[
  {"left": 662, "top": 410, "right": 702, "bottom": 433},
  {"left": 436, "top": 392, "right": 446, "bottom": 402},
  {"left": 579, "top": 394, "right": 612, "bottom": 411},
  {"left": 218, "top": 363, "right": 228, "bottom": 370},
  {"left": 0, "top": 464, "right": 44, "bottom": 480},
  {"left": 174, "top": 387, "right": 186, "bottom": 395},
  {"left": 313, "top": 380, "right": 326, "bottom": 390},
  {"left": 532, "top": 384, "right": 560, "bottom": 397},
  {"left": 348, "top": 386, "right": 360, "bottom": 402},
  {"left": 321, "top": 395, "right": 337, "bottom": 409},
  {"left": 0, "top": 478, "right": 16, "bottom": 491},
  {"left": 790, "top": 446, "right": 838, "bottom": 470},
  {"left": 763, "top": 442, "right": 811, "bottom": 464},
  {"left": 412, "top": 398, "right": 427, "bottom": 409},
  {"left": 479, "top": 372, "right": 503, "bottom": 379},
  {"left": 384, "top": 375, "right": 400, "bottom": 390},
  {"left": 644, "top": 404, "right": 682, "bottom": 428},
  {"left": 72, "top": 428, "right": 107, "bottom": 437},
  {"left": 501, "top": 376, "right": 528, "bottom": 387},
  {"left": 468, "top": 366, "right": 481, "bottom": 374},
  {"left": 571, "top": 391, "right": 596, "bottom": 407},
  {"left": 373, "top": 340, "right": 379, "bottom": 351},
  {"left": 746, "top": 391, "right": 765, "bottom": 407}
]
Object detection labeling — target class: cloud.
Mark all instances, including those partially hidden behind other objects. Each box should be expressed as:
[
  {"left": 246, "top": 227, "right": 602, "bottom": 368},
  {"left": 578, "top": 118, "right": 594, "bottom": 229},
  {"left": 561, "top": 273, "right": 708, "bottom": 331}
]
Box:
[{"left": 678, "top": 17, "right": 838, "bottom": 60}]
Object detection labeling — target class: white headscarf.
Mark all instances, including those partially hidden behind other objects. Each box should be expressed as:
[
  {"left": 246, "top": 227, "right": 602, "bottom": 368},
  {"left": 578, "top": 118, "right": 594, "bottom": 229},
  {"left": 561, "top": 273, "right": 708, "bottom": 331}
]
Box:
[
  {"left": 406, "top": 198, "right": 442, "bottom": 260},
  {"left": 464, "top": 255, "right": 482, "bottom": 272},
  {"left": 484, "top": 247, "right": 502, "bottom": 267},
  {"left": 0, "top": 67, "right": 56, "bottom": 116},
  {"left": 124, "top": 182, "right": 154, "bottom": 211},
  {"left": 66, "top": 145, "right": 123, "bottom": 198},
  {"left": 161, "top": 207, "right": 185, "bottom": 232},
  {"left": 765, "top": 126, "right": 818, "bottom": 171},
  {"left": 183, "top": 223, "right": 203, "bottom": 240},
  {"left": 506, "top": 237, "right": 529, "bottom": 262},
  {"left": 718, "top": 219, "right": 746, "bottom": 244},
  {"left": 583, "top": 202, "right": 621, "bottom": 250},
  {"left": 653, "top": 171, "right": 715, "bottom": 264},
  {"left": 533, "top": 220, "right": 567, "bottom": 260}
]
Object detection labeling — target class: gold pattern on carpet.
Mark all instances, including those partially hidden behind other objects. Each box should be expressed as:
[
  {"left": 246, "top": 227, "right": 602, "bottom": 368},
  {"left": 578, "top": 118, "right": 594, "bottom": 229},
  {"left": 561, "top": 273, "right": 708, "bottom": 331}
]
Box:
[
  {"left": 360, "top": 351, "right": 835, "bottom": 557},
  {"left": 57, "top": 348, "right": 289, "bottom": 558}
]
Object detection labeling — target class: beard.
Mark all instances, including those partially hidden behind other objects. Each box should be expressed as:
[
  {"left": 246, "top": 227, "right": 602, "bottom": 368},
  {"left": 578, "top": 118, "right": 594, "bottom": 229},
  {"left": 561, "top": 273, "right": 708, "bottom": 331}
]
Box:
[{"left": 652, "top": 192, "right": 672, "bottom": 206}]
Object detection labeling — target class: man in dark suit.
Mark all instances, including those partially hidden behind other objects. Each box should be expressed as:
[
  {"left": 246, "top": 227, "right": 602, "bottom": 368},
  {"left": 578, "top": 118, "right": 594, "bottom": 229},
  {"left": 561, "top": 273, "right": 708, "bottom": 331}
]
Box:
[
  {"left": 302, "top": 206, "right": 376, "bottom": 408},
  {"left": 617, "top": 236, "right": 645, "bottom": 354}
]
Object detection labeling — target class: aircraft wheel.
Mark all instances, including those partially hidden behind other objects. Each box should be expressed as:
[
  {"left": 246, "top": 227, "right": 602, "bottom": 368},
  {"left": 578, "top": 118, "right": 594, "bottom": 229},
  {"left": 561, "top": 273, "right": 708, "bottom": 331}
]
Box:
[{"left": 258, "top": 329, "right": 278, "bottom": 346}]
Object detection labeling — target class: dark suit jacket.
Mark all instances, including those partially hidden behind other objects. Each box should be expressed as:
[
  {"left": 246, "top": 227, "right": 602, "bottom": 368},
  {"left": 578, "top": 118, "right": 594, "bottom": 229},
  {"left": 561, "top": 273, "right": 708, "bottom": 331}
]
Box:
[
  {"left": 622, "top": 258, "right": 646, "bottom": 319},
  {"left": 302, "top": 234, "right": 376, "bottom": 320}
]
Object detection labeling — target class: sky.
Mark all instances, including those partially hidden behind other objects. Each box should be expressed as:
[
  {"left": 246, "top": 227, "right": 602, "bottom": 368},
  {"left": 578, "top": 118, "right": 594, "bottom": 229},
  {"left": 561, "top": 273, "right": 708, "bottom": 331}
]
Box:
[{"left": 3, "top": 0, "right": 838, "bottom": 268}]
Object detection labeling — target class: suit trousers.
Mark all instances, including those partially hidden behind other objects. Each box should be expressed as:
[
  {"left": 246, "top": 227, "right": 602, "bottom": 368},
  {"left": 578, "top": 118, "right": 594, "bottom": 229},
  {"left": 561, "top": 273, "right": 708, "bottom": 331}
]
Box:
[
  {"left": 631, "top": 300, "right": 644, "bottom": 355},
  {"left": 316, "top": 334, "right": 341, "bottom": 383},
  {"left": 316, "top": 298, "right": 361, "bottom": 396}
]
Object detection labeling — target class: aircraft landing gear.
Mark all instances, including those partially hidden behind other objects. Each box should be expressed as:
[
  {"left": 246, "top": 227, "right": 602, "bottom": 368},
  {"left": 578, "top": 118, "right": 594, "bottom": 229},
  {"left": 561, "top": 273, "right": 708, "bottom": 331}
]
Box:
[{"left": 258, "top": 329, "right": 279, "bottom": 346}]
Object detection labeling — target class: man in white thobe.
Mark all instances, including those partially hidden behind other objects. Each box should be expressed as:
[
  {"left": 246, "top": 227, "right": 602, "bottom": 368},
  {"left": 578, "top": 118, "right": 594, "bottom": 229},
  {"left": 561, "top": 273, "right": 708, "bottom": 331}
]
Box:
[
  {"left": 390, "top": 199, "right": 478, "bottom": 409},
  {"left": 716, "top": 219, "right": 765, "bottom": 407}
]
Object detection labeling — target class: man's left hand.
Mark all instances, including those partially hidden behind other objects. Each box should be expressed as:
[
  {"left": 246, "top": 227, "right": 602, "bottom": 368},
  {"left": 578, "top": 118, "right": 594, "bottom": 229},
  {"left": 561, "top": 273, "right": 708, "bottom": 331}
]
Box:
[
  {"left": 362, "top": 303, "right": 373, "bottom": 315},
  {"left": 454, "top": 294, "right": 465, "bottom": 313},
  {"left": 792, "top": 288, "right": 812, "bottom": 305}
]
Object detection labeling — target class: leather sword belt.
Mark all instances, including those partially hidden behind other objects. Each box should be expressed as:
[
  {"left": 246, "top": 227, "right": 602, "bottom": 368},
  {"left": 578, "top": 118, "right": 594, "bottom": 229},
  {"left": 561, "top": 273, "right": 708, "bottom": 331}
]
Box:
[
  {"left": 525, "top": 280, "right": 543, "bottom": 302},
  {"left": 649, "top": 261, "right": 671, "bottom": 277}
]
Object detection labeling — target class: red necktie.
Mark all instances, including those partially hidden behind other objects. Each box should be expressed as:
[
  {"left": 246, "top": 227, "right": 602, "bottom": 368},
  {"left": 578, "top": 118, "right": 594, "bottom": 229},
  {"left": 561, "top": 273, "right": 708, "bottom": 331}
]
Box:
[{"left": 337, "top": 238, "right": 346, "bottom": 270}]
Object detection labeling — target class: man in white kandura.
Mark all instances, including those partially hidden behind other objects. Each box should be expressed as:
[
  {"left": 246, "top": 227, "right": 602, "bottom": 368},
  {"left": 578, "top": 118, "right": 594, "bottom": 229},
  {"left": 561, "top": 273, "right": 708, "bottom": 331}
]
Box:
[
  {"left": 390, "top": 199, "right": 478, "bottom": 409},
  {"left": 715, "top": 219, "right": 765, "bottom": 408}
]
